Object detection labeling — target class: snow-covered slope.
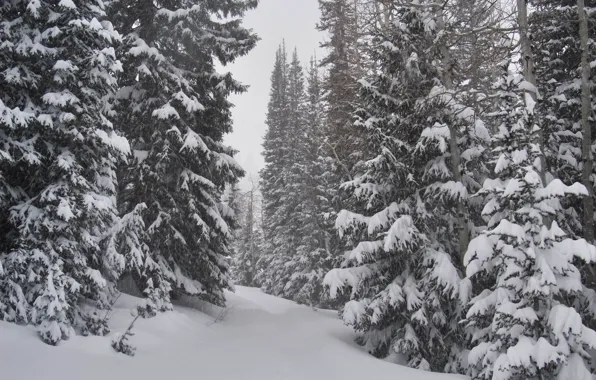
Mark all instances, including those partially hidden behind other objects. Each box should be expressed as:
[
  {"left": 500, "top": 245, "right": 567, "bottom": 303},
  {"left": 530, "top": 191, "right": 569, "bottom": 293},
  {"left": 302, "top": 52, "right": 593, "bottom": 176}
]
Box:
[{"left": 1, "top": 286, "right": 466, "bottom": 380}]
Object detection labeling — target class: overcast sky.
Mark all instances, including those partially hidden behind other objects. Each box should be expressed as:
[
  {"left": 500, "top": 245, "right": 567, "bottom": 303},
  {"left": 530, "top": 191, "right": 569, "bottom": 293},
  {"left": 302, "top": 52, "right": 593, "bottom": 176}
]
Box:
[{"left": 223, "top": 0, "right": 324, "bottom": 189}]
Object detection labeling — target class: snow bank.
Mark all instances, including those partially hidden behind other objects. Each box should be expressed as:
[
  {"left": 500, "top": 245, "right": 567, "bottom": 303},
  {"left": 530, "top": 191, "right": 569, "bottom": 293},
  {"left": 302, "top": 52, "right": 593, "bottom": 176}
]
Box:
[{"left": 1, "top": 287, "right": 466, "bottom": 380}]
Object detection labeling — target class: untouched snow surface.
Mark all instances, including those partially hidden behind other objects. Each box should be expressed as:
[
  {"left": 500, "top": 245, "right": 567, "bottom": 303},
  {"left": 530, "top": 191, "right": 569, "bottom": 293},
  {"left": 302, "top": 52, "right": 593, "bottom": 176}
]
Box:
[{"left": 1, "top": 286, "right": 465, "bottom": 380}]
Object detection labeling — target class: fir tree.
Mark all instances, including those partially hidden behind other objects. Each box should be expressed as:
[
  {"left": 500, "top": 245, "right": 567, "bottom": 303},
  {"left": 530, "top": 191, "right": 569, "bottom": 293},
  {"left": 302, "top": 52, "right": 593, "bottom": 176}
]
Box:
[
  {"left": 259, "top": 49, "right": 337, "bottom": 306},
  {"left": 104, "top": 203, "right": 173, "bottom": 314},
  {"left": 324, "top": 1, "right": 478, "bottom": 370},
  {"left": 0, "top": 0, "right": 128, "bottom": 344},
  {"left": 317, "top": 0, "right": 363, "bottom": 256},
  {"left": 282, "top": 56, "right": 336, "bottom": 307},
  {"left": 258, "top": 43, "right": 291, "bottom": 294},
  {"left": 265, "top": 49, "right": 308, "bottom": 297},
  {"left": 109, "top": 0, "right": 258, "bottom": 306},
  {"left": 529, "top": 0, "right": 596, "bottom": 243},
  {"left": 232, "top": 180, "right": 263, "bottom": 287},
  {"left": 317, "top": 0, "right": 361, "bottom": 167},
  {"left": 464, "top": 64, "right": 596, "bottom": 380}
]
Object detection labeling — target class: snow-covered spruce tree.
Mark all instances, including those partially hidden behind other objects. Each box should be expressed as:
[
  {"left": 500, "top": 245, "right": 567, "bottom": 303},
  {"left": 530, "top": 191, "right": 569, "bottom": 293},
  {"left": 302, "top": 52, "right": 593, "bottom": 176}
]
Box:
[
  {"left": 226, "top": 183, "right": 244, "bottom": 228},
  {"left": 261, "top": 48, "right": 315, "bottom": 298},
  {"left": 223, "top": 183, "right": 242, "bottom": 276},
  {"left": 0, "top": 0, "right": 128, "bottom": 344},
  {"left": 104, "top": 203, "right": 173, "bottom": 315},
  {"left": 526, "top": 0, "right": 596, "bottom": 325},
  {"left": 317, "top": 0, "right": 363, "bottom": 260},
  {"left": 231, "top": 179, "right": 264, "bottom": 287},
  {"left": 281, "top": 56, "right": 337, "bottom": 307},
  {"left": 317, "top": 0, "right": 361, "bottom": 167},
  {"left": 464, "top": 65, "right": 596, "bottom": 380},
  {"left": 225, "top": 183, "right": 243, "bottom": 274},
  {"left": 109, "top": 0, "right": 258, "bottom": 306},
  {"left": 268, "top": 49, "right": 308, "bottom": 297},
  {"left": 529, "top": 0, "right": 596, "bottom": 241},
  {"left": 257, "top": 43, "right": 291, "bottom": 294},
  {"left": 323, "top": 1, "right": 482, "bottom": 370},
  {"left": 0, "top": 1, "right": 29, "bottom": 322}
]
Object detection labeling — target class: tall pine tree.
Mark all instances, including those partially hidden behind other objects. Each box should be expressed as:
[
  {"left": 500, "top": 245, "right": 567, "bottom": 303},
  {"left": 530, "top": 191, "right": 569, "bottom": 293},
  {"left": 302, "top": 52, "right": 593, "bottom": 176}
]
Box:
[
  {"left": 231, "top": 180, "right": 263, "bottom": 287},
  {"left": 324, "top": 0, "right": 481, "bottom": 370},
  {"left": 258, "top": 43, "right": 291, "bottom": 294},
  {"left": 282, "top": 56, "right": 336, "bottom": 307},
  {"left": 0, "top": 0, "right": 128, "bottom": 344},
  {"left": 464, "top": 64, "right": 596, "bottom": 380},
  {"left": 109, "top": 0, "right": 258, "bottom": 306}
]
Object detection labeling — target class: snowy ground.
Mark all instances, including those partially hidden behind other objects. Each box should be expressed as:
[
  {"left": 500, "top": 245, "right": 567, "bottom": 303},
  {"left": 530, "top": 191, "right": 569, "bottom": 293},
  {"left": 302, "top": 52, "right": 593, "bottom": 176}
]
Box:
[{"left": 1, "top": 286, "right": 466, "bottom": 380}]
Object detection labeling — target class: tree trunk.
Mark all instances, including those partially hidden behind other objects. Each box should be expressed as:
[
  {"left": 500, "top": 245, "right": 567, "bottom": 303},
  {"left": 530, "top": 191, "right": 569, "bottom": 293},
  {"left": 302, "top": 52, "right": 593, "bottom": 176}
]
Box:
[
  {"left": 578, "top": 0, "right": 596, "bottom": 287},
  {"left": 579, "top": 0, "right": 594, "bottom": 244},
  {"left": 438, "top": 13, "right": 469, "bottom": 265},
  {"left": 374, "top": 0, "right": 391, "bottom": 31},
  {"left": 247, "top": 187, "right": 257, "bottom": 286},
  {"left": 517, "top": 0, "right": 548, "bottom": 188}
]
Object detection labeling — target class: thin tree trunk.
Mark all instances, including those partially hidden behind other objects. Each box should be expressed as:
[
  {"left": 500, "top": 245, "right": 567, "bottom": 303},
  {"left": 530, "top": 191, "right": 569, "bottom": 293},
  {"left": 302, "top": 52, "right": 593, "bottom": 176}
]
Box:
[
  {"left": 578, "top": 0, "right": 596, "bottom": 287},
  {"left": 517, "top": 0, "right": 548, "bottom": 188},
  {"left": 374, "top": 0, "right": 391, "bottom": 31},
  {"left": 579, "top": 0, "right": 594, "bottom": 244},
  {"left": 438, "top": 14, "right": 469, "bottom": 264},
  {"left": 250, "top": 189, "right": 256, "bottom": 285}
]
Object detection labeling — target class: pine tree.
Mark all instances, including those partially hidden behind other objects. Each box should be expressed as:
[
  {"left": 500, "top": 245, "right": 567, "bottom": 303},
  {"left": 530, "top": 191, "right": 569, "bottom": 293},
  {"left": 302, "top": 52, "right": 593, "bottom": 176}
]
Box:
[
  {"left": 314, "top": 0, "right": 367, "bottom": 308},
  {"left": 323, "top": 1, "right": 477, "bottom": 370},
  {"left": 317, "top": 0, "right": 361, "bottom": 165},
  {"left": 232, "top": 180, "right": 263, "bottom": 287},
  {"left": 260, "top": 48, "right": 310, "bottom": 297},
  {"left": 528, "top": 0, "right": 596, "bottom": 247},
  {"left": 317, "top": 0, "right": 363, "bottom": 226},
  {"left": 269, "top": 49, "right": 308, "bottom": 297},
  {"left": 109, "top": 0, "right": 258, "bottom": 306},
  {"left": 464, "top": 64, "right": 596, "bottom": 380},
  {"left": 0, "top": 0, "right": 128, "bottom": 344},
  {"left": 104, "top": 203, "right": 173, "bottom": 314},
  {"left": 258, "top": 43, "right": 291, "bottom": 294},
  {"left": 281, "top": 56, "right": 336, "bottom": 307},
  {"left": 224, "top": 183, "right": 243, "bottom": 278},
  {"left": 0, "top": 0, "right": 28, "bottom": 322}
]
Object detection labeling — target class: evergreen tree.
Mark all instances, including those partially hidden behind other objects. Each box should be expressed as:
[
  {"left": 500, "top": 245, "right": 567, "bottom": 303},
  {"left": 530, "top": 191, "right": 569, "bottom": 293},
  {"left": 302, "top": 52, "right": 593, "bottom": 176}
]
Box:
[
  {"left": 268, "top": 49, "right": 308, "bottom": 297},
  {"left": 259, "top": 49, "right": 338, "bottom": 306},
  {"left": 109, "top": 0, "right": 258, "bottom": 306},
  {"left": 232, "top": 180, "right": 263, "bottom": 287},
  {"left": 464, "top": 64, "right": 596, "bottom": 380},
  {"left": 260, "top": 48, "right": 310, "bottom": 297},
  {"left": 323, "top": 1, "right": 480, "bottom": 370},
  {"left": 282, "top": 56, "right": 336, "bottom": 307},
  {"left": 317, "top": 0, "right": 363, "bottom": 235},
  {"left": 258, "top": 43, "right": 291, "bottom": 294},
  {"left": 104, "top": 203, "right": 173, "bottom": 314},
  {"left": 0, "top": 0, "right": 128, "bottom": 344},
  {"left": 317, "top": 0, "right": 361, "bottom": 167},
  {"left": 529, "top": 0, "right": 596, "bottom": 243}
]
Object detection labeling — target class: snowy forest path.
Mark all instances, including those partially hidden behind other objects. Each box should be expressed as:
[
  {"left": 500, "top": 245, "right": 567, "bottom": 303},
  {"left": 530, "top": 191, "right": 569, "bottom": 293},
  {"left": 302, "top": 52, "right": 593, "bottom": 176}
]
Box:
[{"left": 1, "top": 286, "right": 465, "bottom": 380}]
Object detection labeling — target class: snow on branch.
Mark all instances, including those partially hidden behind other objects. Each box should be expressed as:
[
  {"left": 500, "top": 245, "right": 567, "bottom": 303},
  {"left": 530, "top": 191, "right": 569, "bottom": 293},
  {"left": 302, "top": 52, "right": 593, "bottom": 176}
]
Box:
[
  {"left": 367, "top": 202, "right": 400, "bottom": 235},
  {"left": 152, "top": 103, "right": 180, "bottom": 120},
  {"left": 346, "top": 241, "right": 384, "bottom": 264},
  {"left": 335, "top": 210, "right": 369, "bottom": 238},
  {"left": 534, "top": 179, "right": 588, "bottom": 200},
  {"left": 464, "top": 234, "right": 497, "bottom": 277},
  {"left": 383, "top": 215, "right": 424, "bottom": 252},
  {"left": 426, "top": 181, "right": 469, "bottom": 201},
  {"left": 156, "top": 4, "right": 204, "bottom": 22},
  {"left": 323, "top": 266, "right": 372, "bottom": 299}
]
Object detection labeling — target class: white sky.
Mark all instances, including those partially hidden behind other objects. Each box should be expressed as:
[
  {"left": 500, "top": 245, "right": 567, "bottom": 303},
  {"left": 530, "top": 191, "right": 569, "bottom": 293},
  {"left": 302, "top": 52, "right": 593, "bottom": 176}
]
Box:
[{"left": 223, "top": 0, "right": 324, "bottom": 189}]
